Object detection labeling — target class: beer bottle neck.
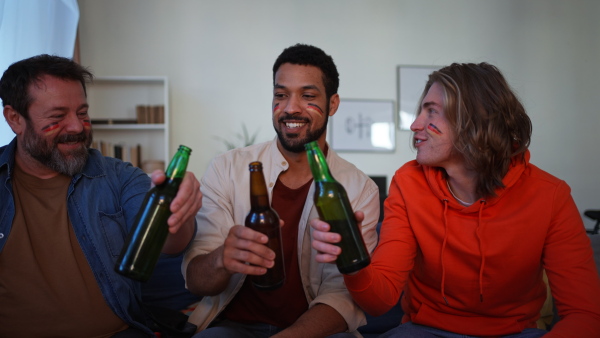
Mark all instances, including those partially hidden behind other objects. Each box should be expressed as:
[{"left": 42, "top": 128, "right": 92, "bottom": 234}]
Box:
[
  {"left": 305, "top": 142, "right": 334, "bottom": 183},
  {"left": 165, "top": 146, "right": 191, "bottom": 183},
  {"left": 249, "top": 170, "right": 270, "bottom": 209}
]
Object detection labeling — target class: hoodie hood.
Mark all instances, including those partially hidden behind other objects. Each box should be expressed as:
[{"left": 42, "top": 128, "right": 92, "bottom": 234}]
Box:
[{"left": 424, "top": 150, "right": 530, "bottom": 211}]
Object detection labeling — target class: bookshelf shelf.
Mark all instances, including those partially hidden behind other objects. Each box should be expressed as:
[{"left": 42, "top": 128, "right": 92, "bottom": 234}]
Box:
[
  {"left": 92, "top": 124, "right": 167, "bottom": 130},
  {"left": 87, "top": 76, "right": 169, "bottom": 172}
]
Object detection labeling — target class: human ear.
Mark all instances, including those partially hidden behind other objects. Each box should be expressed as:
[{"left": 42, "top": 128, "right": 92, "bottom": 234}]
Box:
[
  {"left": 328, "top": 94, "right": 340, "bottom": 116},
  {"left": 3, "top": 106, "right": 25, "bottom": 135}
]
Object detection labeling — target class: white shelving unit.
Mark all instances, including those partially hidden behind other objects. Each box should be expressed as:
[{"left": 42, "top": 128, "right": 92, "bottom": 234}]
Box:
[{"left": 86, "top": 76, "right": 169, "bottom": 172}]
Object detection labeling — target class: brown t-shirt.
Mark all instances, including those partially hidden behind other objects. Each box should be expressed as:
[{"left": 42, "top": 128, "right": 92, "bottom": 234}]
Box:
[
  {"left": 221, "top": 177, "right": 313, "bottom": 327},
  {"left": 0, "top": 163, "right": 128, "bottom": 337}
]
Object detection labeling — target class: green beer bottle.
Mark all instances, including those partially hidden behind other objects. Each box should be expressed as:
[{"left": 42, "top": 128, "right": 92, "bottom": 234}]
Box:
[
  {"left": 245, "top": 161, "right": 286, "bottom": 290},
  {"left": 305, "top": 141, "right": 370, "bottom": 274},
  {"left": 115, "top": 145, "right": 192, "bottom": 282}
]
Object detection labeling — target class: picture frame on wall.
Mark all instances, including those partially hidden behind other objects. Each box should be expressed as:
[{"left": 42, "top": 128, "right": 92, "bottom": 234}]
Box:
[
  {"left": 397, "top": 65, "right": 440, "bottom": 130},
  {"left": 329, "top": 99, "right": 395, "bottom": 152}
]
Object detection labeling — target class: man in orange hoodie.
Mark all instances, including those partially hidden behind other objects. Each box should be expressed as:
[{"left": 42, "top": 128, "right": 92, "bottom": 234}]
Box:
[{"left": 311, "top": 62, "right": 600, "bottom": 337}]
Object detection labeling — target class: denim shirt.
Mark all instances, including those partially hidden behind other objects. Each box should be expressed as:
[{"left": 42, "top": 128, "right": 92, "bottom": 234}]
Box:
[{"left": 0, "top": 138, "right": 153, "bottom": 334}]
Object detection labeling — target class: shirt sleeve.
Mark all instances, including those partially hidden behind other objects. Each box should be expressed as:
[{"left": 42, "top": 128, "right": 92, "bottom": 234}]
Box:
[
  {"left": 542, "top": 181, "right": 600, "bottom": 337},
  {"left": 344, "top": 171, "right": 417, "bottom": 317}
]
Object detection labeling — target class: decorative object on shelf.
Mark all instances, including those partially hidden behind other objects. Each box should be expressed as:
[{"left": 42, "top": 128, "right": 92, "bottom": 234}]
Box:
[
  {"left": 397, "top": 65, "right": 440, "bottom": 130},
  {"left": 136, "top": 105, "right": 165, "bottom": 124},
  {"left": 215, "top": 123, "right": 260, "bottom": 151},
  {"left": 329, "top": 99, "right": 396, "bottom": 152}
]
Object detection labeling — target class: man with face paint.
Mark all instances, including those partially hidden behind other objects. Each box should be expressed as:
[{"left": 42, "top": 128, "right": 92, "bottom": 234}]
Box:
[
  {"left": 0, "top": 54, "right": 202, "bottom": 337},
  {"left": 311, "top": 63, "right": 600, "bottom": 337},
  {"left": 183, "top": 44, "right": 380, "bottom": 337}
]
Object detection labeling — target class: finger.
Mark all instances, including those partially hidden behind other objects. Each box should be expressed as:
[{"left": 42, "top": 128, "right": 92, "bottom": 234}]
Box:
[
  {"left": 223, "top": 257, "right": 269, "bottom": 276},
  {"left": 309, "top": 218, "right": 331, "bottom": 232},
  {"left": 312, "top": 239, "right": 342, "bottom": 255},
  {"left": 314, "top": 252, "right": 340, "bottom": 264},
  {"left": 168, "top": 173, "right": 201, "bottom": 227},
  {"left": 230, "top": 225, "right": 269, "bottom": 244},
  {"left": 354, "top": 210, "right": 365, "bottom": 224},
  {"left": 223, "top": 227, "right": 276, "bottom": 274},
  {"left": 170, "top": 172, "right": 200, "bottom": 213},
  {"left": 150, "top": 170, "right": 166, "bottom": 186}
]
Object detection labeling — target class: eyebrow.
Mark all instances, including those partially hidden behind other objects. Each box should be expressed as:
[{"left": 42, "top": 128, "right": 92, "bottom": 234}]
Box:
[
  {"left": 274, "top": 84, "right": 321, "bottom": 92},
  {"left": 422, "top": 101, "right": 441, "bottom": 108},
  {"left": 43, "top": 103, "right": 89, "bottom": 115}
]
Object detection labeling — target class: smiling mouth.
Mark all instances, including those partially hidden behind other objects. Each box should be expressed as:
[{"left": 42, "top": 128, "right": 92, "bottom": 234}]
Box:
[{"left": 285, "top": 122, "right": 306, "bottom": 129}]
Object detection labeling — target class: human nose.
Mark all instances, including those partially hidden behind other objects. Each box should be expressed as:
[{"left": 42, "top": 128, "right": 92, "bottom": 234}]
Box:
[
  {"left": 283, "top": 94, "right": 302, "bottom": 115},
  {"left": 410, "top": 111, "right": 426, "bottom": 132},
  {"left": 63, "top": 112, "right": 84, "bottom": 133}
]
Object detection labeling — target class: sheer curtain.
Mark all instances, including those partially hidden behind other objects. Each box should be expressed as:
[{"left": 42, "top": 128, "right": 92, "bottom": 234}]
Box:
[{"left": 0, "top": 0, "right": 79, "bottom": 146}]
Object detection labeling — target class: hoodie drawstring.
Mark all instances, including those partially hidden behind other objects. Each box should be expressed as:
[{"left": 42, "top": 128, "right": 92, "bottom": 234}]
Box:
[
  {"left": 475, "top": 200, "right": 486, "bottom": 302},
  {"left": 440, "top": 199, "right": 450, "bottom": 305},
  {"left": 440, "top": 199, "right": 487, "bottom": 305}
]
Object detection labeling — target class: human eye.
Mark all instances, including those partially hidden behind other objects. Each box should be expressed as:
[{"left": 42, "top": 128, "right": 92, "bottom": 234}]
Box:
[
  {"left": 49, "top": 113, "right": 66, "bottom": 120},
  {"left": 273, "top": 92, "right": 286, "bottom": 99},
  {"left": 77, "top": 110, "right": 89, "bottom": 118}
]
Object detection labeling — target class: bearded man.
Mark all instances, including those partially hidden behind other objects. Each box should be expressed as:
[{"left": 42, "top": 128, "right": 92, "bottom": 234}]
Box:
[{"left": 183, "top": 44, "right": 380, "bottom": 337}]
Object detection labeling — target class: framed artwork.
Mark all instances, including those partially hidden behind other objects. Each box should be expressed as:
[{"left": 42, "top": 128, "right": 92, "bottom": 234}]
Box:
[
  {"left": 329, "top": 99, "right": 395, "bottom": 152},
  {"left": 397, "top": 65, "right": 440, "bottom": 130}
]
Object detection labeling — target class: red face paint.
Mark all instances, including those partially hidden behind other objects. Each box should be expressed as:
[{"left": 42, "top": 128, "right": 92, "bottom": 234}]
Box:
[
  {"left": 273, "top": 103, "right": 281, "bottom": 114},
  {"left": 82, "top": 119, "right": 92, "bottom": 128},
  {"left": 428, "top": 123, "right": 442, "bottom": 135},
  {"left": 307, "top": 103, "right": 324, "bottom": 116},
  {"left": 41, "top": 122, "right": 60, "bottom": 133}
]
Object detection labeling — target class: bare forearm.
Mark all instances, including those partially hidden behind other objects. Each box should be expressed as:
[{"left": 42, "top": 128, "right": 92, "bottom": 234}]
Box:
[
  {"left": 186, "top": 246, "right": 233, "bottom": 296},
  {"left": 273, "top": 303, "right": 348, "bottom": 338},
  {"left": 162, "top": 218, "right": 195, "bottom": 255}
]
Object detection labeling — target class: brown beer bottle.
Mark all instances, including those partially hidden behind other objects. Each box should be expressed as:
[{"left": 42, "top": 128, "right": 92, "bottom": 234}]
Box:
[
  {"left": 115, "top": 145, "right": 191, "bottom": 282},
  {"left": 245, "top": 161, "right": 285, "bottom": 290},
  {"left": 305, "top": 141, "right": 370, "bottom": 274}
]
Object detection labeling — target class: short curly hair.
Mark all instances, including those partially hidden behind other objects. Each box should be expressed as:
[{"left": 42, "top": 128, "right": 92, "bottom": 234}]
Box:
[{"left": 272, "top": 43, "right": 339, "bottom": 100}]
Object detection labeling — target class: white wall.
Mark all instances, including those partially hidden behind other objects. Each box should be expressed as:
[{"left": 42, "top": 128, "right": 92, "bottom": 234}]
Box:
[{"left": 77, "top": 0, "right": 600, "bottom": 229}]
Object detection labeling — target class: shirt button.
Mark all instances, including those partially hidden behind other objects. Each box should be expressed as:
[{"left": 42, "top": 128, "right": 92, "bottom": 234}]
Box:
[
  {"left": 0, "top": 233, "right": 4, "bottom": 239},
  {"left": 269, "top": 182, "right": 274, "bottom": 188},
  {"left": 281, "top": 161, "right": 287, "bottom": 166}
]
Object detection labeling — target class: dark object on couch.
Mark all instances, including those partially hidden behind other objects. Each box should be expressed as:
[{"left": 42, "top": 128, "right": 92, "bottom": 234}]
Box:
[
  {"left": 585, "top": 209, "right": 600, "bottom": 235},
  {"left": 357, "top": 297, "right": 403, "bottom": 337},
  {"left": 368, "top": 176, "right": 388, "bottom": 223},
  {"left": 141, "top": 254, "right": 201, "bottom": 337}
]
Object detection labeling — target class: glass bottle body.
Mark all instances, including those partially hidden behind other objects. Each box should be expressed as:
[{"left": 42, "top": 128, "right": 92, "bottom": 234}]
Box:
[
  {"left": 245, "top": 161, "right": 285, "bottom": 290},
  {"left": 305, "top": 141, "right": 370, "bottom": 274},
  {"left": 115, "top": 145, "right": 191, "bottom": 282}
]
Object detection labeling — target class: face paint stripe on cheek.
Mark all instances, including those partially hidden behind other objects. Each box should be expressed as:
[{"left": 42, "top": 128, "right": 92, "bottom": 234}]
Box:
[
  {"left": 428, "top": 123, "right": 443, "bottom": 135},
  {"left": 41, "top": 122, "right": 60, "bottom": 134},
  {"left": 307, "top": 103, "right": 324, "bottom": 116},
  {"left": 82, "top": 119, "right": 92, "bottom": 128},
  {"left": 273, "top": 103, "right": 281, "bottom": 114}
]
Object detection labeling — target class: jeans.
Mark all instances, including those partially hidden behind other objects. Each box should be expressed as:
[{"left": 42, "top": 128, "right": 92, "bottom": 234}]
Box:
[
  {"left": 379, "top": 322, "right": 547, "bottom": 338},
  {"left": 192, "top": 319, "right": 355, "bottom": 338}
]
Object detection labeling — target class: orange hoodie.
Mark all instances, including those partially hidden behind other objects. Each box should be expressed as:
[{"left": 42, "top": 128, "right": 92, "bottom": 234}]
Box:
[{"left": 345, "top": 151, "right": 600, "bottom": 337}]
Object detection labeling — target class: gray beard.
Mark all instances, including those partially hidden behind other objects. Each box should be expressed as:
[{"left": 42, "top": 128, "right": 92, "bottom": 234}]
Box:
[{"left": 21, "top": 123, "right": 92, "bottom": 176}]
